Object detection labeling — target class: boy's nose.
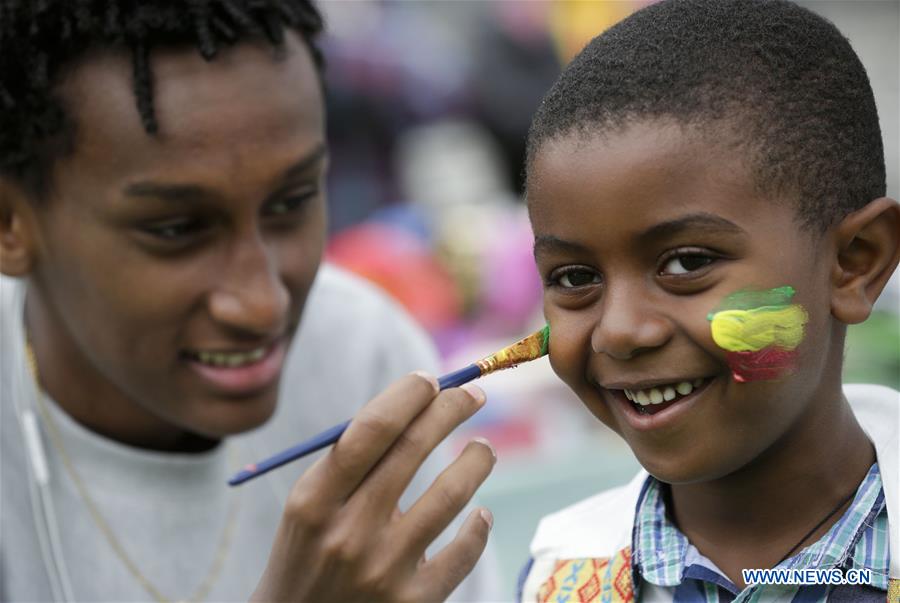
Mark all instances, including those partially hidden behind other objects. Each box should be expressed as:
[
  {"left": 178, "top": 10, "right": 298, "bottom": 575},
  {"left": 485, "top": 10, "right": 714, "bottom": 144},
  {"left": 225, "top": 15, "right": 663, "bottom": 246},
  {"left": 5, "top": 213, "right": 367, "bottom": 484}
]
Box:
[
  {"left": 590, "top": 286, "right": 673, "bottom": 360},
  {"left": 208, "top": 237, "right": 290, "bottom": 337}
]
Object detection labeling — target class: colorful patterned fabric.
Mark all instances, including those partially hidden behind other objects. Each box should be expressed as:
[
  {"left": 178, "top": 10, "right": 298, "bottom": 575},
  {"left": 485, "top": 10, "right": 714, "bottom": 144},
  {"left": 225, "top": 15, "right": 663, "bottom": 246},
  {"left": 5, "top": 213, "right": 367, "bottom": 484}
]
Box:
[
  {"left": 537, "top": 548, "right": 635, "bottom": 603},
  {"left": 631, "top": 463, "right": 890, "bottom": 602},
  {"left": 887, "top": 578, "right": 899, "bottom": 601}
]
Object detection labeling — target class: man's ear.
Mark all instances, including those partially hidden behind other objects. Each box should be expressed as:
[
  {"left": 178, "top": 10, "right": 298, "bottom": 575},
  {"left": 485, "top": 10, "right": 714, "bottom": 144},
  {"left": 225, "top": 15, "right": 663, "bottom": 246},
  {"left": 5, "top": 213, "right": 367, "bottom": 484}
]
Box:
[
  {"left": 0, "top": 177, "right": 40, "bottom": 277},
  {"left": 831, "top": 197, "right": 900, "bottom": 324}
]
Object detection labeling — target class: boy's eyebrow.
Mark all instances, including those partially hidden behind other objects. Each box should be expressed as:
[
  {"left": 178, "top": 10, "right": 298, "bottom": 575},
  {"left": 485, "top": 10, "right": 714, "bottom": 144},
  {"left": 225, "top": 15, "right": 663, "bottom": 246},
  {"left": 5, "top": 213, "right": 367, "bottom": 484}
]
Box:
[
  {"left": 533, "top": 235, "right": 592, "bottom": 258},
  {"left": 123, "top": 143, "right": 328, "bottom": 202},
  {"left": 639, "top": 212, "right": 747, "bottom": 241},
  {"left": 533, "top": 213, "right": 747, "bottom": 258}
]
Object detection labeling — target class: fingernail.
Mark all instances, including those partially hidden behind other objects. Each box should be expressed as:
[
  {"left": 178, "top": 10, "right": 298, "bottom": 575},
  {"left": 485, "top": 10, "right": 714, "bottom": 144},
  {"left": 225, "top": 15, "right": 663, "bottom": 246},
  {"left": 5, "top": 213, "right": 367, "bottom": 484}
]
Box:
[
  {"left": 472, "top": 436, "right": 496, "bottom": 461},
  {"left": 412, "top": 370, "right": 439, "bottom": 393},
  {"left": 480, "top": 508, "right": 493, "bottom": 531},
  {"left": 460, "top": 383, "right": 486, "bottom": 406}
]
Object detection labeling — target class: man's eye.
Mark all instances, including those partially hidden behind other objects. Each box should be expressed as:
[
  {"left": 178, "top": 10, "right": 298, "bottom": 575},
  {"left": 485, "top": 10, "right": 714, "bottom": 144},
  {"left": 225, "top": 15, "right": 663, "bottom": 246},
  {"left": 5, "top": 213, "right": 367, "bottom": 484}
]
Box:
[
  {"left": 265, "top": 190, "right": 318, "bottom": 216},
  {"left": 141, "top": 219, "right": 204, "bottom": 241},
  {"left": 555, "top": 269, "right": 601, "bottom": 288},
  {"left": 660, "top": 254, "right": 715, "bottom": 275}
]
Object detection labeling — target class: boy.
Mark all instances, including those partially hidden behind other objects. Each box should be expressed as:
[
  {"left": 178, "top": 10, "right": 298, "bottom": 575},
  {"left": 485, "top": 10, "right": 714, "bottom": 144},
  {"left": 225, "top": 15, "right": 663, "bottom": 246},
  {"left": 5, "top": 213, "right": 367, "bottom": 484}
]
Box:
[
  {"left": 0, "top": 2, "right": 498, "bottom": 601},
  {"left": 520, "top": 0, "right": 899, "bottom": 601}
]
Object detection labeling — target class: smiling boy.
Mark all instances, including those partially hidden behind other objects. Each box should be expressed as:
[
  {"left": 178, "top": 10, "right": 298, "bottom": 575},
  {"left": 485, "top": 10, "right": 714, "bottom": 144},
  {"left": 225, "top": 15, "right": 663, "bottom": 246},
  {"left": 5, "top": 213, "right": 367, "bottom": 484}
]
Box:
[
  {"left": 519, "top": 0, "right": 899, "bottom": 601},
  {"left": 0, "top": 2, "right": 498, "bottom": 601}
]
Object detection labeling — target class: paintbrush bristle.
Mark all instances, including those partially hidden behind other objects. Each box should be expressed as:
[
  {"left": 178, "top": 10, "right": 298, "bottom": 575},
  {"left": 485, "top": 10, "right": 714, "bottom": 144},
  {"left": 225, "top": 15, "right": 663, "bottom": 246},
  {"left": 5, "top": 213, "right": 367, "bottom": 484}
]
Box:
[{"left": 476, "top": 324, "right": 550, "bottom": 375}]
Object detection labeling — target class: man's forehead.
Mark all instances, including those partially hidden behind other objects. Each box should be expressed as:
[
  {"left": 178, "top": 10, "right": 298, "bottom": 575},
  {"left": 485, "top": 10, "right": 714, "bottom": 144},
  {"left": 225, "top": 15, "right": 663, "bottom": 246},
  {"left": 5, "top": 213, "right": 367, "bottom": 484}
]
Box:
[{"left": 57, "top": 32, "right": 322, "bottom": 150}]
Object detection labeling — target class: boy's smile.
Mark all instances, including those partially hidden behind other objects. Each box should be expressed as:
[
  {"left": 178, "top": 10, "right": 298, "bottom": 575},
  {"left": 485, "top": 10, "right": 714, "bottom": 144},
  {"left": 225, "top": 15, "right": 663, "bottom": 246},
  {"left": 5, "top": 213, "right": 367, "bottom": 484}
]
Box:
[
  {"left": 528, "top": 120, "right": 846, "bottom": 484},
  {"left": 19, "top": 34, "right": 327, "bottom": 451}
]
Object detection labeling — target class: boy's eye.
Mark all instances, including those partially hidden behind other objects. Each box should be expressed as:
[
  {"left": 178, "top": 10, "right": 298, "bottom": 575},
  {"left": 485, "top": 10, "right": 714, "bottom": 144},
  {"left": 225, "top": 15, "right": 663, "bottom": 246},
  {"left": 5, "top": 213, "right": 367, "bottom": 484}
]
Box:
[
  {"left": 553, "top": 268, "right": 602, "bottom": 289},
  {"left": 660, "top": 253, "right": 715, "bottom": 275}
]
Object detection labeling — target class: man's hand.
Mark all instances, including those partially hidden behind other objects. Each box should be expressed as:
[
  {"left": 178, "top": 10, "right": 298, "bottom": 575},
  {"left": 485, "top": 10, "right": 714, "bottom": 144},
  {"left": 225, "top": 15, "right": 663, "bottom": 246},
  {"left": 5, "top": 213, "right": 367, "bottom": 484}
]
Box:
[{"left": 252, "top": 371, "right": 495, "bottom": 602}]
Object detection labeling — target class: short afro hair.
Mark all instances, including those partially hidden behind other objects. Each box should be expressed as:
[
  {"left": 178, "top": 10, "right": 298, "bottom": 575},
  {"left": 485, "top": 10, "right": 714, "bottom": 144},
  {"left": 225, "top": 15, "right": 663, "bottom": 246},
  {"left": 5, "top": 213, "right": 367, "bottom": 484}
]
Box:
[
  {"left": 526, "top": 0, "right": 885, "bottom": 231},
  {"left": 0, "top": 0, "right": 324, "bottom": 199}
]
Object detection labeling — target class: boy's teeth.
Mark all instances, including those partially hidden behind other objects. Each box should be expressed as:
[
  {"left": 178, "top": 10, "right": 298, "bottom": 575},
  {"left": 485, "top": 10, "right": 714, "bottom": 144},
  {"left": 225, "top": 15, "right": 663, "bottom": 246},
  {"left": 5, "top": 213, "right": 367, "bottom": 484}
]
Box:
[
  {"left": 194, "top": 347, "right": 267, "bottom": 367},
  {"left": 623, "top": 379, "right": 706, "bottom": 407}
]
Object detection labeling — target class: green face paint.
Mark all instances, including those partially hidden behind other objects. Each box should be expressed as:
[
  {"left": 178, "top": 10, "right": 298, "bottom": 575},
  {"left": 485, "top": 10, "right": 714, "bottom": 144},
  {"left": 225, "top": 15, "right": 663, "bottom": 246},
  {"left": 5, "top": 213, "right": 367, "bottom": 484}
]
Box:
[{"left": 707, "top": 286, "right": 809, "bottom": 382}]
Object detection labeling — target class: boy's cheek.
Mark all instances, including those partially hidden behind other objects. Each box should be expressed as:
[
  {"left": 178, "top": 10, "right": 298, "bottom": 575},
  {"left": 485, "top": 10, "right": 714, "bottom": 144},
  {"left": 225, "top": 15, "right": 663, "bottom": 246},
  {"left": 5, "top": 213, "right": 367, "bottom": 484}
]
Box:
[
  {"left": 544, "top": 308, "right": 591, "bottom": 388},
  {"left": 702, "top": 284, "right": 819, "bottom": 383}
]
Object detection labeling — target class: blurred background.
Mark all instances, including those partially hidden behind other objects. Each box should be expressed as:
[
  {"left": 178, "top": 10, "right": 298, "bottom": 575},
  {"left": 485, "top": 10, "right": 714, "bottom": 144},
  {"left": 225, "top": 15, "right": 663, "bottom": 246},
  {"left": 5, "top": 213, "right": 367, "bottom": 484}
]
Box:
[{"left": 316, "top": 1, "right": 900, "bottom": 598}]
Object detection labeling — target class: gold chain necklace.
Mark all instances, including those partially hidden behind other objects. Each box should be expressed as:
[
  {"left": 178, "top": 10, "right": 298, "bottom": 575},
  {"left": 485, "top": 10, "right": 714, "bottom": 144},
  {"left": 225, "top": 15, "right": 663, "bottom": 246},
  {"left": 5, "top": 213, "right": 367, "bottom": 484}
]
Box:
[{"left": 25, "top": 342, "right": 240, "bottom": 603}]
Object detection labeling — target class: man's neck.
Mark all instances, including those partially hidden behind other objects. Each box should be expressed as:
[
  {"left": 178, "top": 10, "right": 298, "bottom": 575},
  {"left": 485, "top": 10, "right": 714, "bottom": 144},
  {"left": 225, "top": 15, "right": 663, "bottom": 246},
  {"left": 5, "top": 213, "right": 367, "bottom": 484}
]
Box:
[{"left": 24, "top": 288, "right": 219, "bottom": 453}]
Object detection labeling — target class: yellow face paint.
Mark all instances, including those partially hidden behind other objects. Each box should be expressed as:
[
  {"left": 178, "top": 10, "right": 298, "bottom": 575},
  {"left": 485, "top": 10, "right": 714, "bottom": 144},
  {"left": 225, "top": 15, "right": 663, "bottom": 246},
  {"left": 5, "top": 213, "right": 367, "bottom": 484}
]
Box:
[
  {"left": 707, "top": 286, "right": 808, "bottom": 382},
  {"left": 710, "top": 305, "right": 808, "bottom": 352}
]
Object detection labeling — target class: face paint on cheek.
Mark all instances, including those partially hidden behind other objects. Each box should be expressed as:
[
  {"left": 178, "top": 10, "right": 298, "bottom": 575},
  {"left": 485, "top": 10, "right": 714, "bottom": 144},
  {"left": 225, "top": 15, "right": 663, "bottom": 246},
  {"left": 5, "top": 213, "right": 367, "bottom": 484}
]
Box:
[{"left": 707, "top": 286, "right": 809, "bottom": 383}]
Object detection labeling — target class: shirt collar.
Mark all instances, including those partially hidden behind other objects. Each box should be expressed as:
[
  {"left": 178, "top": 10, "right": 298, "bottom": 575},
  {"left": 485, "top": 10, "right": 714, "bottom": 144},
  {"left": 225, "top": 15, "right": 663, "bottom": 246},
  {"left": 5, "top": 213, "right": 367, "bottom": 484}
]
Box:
[
  {"left": 631, "top": 475, "right": 686, "bottom": 587},
  {"left": 631, "top": 463, "right": 888, "bottom": 590},
  {"left": 786, "top": 462, "right": 889, "bottom": 589}
]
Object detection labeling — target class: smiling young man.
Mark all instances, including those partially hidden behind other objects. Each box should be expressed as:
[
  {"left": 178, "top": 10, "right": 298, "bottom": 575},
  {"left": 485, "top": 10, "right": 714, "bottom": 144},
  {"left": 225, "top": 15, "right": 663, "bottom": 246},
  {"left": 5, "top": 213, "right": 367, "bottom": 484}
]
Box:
[
  {"left": 518, "top": 1, "right": 900, "bottom": 601},
  {"left": 0, "top": 2, "right": 499, "bottom": 601}
]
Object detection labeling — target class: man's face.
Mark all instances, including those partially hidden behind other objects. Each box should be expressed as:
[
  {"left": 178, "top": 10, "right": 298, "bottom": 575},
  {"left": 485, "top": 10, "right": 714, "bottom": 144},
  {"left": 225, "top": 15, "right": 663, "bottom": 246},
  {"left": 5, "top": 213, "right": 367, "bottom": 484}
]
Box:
[
  {"left": 25, "top": 34, "right": 327, "bottom": 443},
  {"left": 528, "top": 121, "right": 842, "bottom": 484}
]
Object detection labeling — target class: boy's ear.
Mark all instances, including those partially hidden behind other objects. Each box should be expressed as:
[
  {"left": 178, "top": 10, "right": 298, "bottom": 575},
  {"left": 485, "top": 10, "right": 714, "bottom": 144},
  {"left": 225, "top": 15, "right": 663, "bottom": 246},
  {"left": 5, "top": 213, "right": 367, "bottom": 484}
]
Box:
[
  {"left": 0, "top": 177, "right": 40, "bottom": 277},
  {"left": 830, "top": 197, "right": 900, "bottom": 324}
]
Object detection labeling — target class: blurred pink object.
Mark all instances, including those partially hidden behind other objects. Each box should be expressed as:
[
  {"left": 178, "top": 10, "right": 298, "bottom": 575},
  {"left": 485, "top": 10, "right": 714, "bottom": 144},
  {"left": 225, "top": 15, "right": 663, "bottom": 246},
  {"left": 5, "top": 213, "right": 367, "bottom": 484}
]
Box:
[
  {"left": 327, "top": 222, "right": 463, "bottom": 332},
  {"left": 480, "top": 213, "right": 543, "bottom": 332}
]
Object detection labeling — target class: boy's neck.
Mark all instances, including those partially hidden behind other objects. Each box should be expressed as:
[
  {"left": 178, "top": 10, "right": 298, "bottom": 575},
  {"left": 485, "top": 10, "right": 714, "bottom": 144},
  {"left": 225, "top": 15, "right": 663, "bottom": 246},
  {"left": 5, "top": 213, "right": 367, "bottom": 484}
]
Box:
[{"left": 667, "top": 386, "right": 875, "bottom": 589}]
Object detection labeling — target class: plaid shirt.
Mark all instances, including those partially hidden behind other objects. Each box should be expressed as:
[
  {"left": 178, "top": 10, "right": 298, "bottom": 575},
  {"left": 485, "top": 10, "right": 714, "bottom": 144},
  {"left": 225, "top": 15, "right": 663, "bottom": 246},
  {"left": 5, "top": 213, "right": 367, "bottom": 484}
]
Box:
[{"left": 632, "top": 463, "right": 890, "bottom": 602}]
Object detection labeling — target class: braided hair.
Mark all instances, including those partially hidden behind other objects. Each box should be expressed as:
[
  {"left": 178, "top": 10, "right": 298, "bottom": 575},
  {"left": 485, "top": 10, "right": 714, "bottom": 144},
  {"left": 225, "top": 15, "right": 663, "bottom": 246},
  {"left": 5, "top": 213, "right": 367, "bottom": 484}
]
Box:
[{"left": 0, "top": 0, "right": 324, "bottom": 198}]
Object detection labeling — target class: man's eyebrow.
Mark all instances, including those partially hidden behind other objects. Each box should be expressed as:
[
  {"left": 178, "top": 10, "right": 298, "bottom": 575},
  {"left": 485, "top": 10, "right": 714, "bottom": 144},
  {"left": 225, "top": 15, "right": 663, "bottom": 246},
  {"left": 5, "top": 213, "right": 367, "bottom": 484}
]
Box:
[
  {"left": 533, "top": 235, "right": 592, "bottom": 258},
  {"left": 123, "top": 143, "right": 328, "bottom": 202},
  {"left": 639, "top": 212, "right": 747, "bottom": 241},
  {"left": 275, "top": 143, "right": 328, "bottom": 187},
  {"left": 123, "top": 181, "right": 210, "bottom": 203}
]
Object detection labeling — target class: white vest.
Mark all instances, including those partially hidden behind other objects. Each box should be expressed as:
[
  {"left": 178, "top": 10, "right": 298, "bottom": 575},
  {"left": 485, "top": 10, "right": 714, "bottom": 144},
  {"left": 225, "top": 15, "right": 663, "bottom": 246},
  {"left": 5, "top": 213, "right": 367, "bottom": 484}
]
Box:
[{"left": 522, "top": 384, "right": 899, "bottom": 601}]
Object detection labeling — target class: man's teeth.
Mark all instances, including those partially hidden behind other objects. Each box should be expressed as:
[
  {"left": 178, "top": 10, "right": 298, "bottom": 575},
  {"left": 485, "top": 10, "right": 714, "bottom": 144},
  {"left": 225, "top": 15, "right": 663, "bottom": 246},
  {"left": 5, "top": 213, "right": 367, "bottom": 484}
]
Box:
[
  {"left": 624, "top": 379, "right": 705, "bottom": 406},
  {"left": 194, "top": 347, "right": 267, "bottom": 368}
]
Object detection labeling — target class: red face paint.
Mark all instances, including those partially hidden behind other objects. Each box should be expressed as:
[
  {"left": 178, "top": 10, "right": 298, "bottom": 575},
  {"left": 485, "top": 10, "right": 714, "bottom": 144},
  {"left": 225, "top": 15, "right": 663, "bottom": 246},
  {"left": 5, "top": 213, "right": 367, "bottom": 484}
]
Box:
[
  {"left": 708, "top": 286, "right": 808, "bottom": 382},
  {"left": 725, "top": 348, "right": 800, "bottom": 383}
]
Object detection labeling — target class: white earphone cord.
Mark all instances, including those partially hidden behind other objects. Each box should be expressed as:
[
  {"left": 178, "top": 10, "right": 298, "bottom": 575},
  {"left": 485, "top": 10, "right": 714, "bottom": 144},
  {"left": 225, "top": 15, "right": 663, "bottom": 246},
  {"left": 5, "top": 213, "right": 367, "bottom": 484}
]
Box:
[{"left": 10, "top": 288, "right": 75, "bottom": 602}]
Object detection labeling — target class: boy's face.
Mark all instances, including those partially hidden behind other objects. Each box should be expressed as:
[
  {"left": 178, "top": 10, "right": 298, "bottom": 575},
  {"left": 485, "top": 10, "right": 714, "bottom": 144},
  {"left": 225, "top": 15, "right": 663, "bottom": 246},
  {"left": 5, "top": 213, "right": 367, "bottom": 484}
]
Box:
[
  {"left": 528, "top": 121, "right": 843, "bottom": 484},
  {"left": 21, "top": 34, "right": 327, "bottom": 441}
]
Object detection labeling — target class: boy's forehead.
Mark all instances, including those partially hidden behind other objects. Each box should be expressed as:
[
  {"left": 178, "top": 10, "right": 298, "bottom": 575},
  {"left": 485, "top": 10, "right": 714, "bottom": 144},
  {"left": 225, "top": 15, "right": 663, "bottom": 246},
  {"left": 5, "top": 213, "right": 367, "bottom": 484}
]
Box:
[
  {"left": 526, "top": 120, "right": 789, "bottom": 238},
  {"left": 533, "top": 119, "right": 744, "bottom": 177}
]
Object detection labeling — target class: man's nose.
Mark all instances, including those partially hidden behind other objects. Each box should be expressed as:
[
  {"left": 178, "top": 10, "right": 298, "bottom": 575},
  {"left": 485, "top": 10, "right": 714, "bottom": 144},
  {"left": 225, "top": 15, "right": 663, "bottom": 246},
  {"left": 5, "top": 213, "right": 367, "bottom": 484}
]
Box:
[
  {"left": 208, "top": 235, "right": 290, "bottom": 337},
  {"left": 590, "top": 284, "right": 673, "bottom": 360}
]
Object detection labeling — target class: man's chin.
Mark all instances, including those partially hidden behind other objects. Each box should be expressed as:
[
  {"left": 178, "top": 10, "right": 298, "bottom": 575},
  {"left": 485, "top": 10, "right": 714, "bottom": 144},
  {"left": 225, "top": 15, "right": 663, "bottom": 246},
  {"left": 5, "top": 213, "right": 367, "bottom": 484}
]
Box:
[{"left": 190, "top": 392, "right": 281, "bottom": 439}]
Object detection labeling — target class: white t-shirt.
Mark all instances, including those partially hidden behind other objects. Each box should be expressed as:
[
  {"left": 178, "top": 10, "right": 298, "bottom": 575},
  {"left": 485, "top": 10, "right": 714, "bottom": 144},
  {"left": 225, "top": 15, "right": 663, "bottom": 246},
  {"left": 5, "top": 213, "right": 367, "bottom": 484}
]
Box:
[{"left": 0, "top": 265, "right": 502, "bottom": 602}]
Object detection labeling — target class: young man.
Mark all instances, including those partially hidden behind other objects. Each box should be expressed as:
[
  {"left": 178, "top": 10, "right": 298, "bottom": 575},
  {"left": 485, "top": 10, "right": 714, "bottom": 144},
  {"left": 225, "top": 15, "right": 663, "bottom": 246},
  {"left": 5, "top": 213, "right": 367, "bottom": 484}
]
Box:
[
  {"left": 0, "top": 2, "right": 498, "bottom": 601},
  {"left": 519, "top": 0, "right": 899, "bottom": 601}
]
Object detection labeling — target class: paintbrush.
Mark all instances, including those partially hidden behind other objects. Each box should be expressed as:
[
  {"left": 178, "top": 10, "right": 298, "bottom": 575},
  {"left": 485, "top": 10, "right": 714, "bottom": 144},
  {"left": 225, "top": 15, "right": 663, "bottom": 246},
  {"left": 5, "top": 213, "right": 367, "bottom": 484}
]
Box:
[{"left": 228, "top": 324, "right": 550, "bottom": 486}]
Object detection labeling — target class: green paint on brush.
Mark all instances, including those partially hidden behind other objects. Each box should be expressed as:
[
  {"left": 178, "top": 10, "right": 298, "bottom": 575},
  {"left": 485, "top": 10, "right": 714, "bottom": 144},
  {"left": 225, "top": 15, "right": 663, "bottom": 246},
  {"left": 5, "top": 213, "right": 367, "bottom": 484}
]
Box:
[{"left": 540, "top": 323, "right": 551, "bottom": 357}]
